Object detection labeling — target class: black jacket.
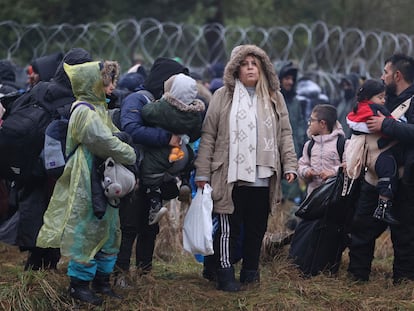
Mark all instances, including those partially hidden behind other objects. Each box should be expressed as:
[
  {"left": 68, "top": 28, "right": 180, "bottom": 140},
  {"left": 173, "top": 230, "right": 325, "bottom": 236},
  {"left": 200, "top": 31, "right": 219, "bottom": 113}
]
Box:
[{"left": 382, "top": 84, "right": 414, "bottom": 183}]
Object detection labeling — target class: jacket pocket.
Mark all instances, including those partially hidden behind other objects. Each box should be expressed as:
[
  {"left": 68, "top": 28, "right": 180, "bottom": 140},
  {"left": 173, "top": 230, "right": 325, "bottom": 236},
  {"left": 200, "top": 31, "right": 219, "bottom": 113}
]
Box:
[{"left": 210, "top": 161, "right": 225, "bottom": 201}]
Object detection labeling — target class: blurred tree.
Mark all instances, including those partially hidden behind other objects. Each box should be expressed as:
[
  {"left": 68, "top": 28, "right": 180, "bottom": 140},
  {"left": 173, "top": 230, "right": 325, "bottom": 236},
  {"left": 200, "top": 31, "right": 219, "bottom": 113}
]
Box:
[{"left": 1, "top": 0, "right": 414, "bottom": 35}]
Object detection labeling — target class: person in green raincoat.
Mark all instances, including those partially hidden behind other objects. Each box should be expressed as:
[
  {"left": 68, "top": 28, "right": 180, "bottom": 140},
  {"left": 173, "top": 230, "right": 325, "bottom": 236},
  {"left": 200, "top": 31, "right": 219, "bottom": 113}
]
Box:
[{"left": 36, "top": 60, "right": 136, "bottom": 306}]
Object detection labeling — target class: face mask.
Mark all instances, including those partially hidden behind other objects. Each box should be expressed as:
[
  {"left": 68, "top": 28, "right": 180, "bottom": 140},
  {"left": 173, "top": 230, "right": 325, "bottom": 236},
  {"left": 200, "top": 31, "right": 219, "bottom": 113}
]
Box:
[{"left": 105, "top": 97, "right": 111, "bottom": 104}]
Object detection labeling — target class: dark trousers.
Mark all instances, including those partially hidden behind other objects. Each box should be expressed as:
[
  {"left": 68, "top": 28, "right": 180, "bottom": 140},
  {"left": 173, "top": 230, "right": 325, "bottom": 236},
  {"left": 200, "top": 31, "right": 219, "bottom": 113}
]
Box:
[
  {"left": 391, "top": 181, "right": 414, "bottom": 281},
  {"left": 348, "top": 179, "right": 414, "bottom": 281},
  {"left": 375, "top": 147, "right": 399, "bottom": 199},
  {"left": 116, "top": 188, "right": 159, "bottom": 271},
  {"left": 347, "top": 181, "right": 388, "bottom": 280},
  {"left": 212, "top": 185, "right": 269, "bottom": 271}
]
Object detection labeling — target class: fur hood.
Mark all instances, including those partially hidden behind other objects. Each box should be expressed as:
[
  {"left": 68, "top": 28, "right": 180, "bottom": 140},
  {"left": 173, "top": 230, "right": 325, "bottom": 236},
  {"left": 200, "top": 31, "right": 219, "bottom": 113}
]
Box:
[
  {"left": 223, "top": 44, "right": 280, "bottom": 93},
  {"left": 101, "top": 61, "right": 120, "bottom": 87},
  {"left": 162, "top": 93, "right": 205, "bottom": 113}
]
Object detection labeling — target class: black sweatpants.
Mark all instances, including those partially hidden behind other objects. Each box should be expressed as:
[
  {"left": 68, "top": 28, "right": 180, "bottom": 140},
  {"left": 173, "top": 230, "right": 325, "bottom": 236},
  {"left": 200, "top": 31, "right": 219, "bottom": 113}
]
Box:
[{"left": 214, "top": 185, "right": 269, "bottom": 271}]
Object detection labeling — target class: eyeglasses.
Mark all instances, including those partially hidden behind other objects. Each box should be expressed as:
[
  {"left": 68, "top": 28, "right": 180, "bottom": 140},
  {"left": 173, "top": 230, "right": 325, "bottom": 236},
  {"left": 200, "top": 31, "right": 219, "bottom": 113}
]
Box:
[{"left": 308, "top": 117, "right": 320, "bottom": 124}]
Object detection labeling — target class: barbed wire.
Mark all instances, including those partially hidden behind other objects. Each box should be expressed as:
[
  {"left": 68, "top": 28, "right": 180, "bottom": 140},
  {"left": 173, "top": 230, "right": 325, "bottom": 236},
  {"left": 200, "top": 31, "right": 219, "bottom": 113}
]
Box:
[{"left": 1, "top": 18, "right": 413, "bottom": 99}]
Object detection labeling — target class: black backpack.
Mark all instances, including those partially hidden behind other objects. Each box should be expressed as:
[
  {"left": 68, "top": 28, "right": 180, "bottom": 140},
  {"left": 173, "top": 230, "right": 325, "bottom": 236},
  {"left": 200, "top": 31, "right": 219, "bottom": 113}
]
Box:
[{"left": 0, "top": 82, "right": 55, "bottom": 182}]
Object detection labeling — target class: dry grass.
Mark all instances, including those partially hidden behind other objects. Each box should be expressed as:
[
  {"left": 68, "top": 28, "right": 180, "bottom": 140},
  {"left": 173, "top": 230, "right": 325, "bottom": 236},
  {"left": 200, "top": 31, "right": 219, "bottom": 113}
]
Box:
[{"left": 1, "top": 200, "right": 414, "bottom": 311}]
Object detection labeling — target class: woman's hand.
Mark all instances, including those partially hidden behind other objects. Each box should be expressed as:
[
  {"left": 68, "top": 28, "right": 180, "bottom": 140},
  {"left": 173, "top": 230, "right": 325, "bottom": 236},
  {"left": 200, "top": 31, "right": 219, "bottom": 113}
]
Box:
[
  {"left": 195, "top": 181, "right": 207, "bottom": 189},
  {"left": 285, "top": 172, "right": 296, "bottom": 183}
]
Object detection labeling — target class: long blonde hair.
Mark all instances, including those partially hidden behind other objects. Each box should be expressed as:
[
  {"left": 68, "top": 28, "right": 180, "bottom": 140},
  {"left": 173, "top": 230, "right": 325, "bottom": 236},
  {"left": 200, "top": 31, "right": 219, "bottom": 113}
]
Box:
[{"left": 249, "top": 54, "right": 271, "bottom": 101}]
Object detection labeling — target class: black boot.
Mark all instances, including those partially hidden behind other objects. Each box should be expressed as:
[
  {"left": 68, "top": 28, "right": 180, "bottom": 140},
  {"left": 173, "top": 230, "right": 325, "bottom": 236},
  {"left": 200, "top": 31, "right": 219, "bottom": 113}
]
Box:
[
  {"left": 69, "top": 277, "right": 103, "bottom": 306},
  {"left": 202, "top": 255, "right": 218, "bottom": 282},
  {"left": 216, "top": 267, "right": 241, "bottom": 292},
  {"left": 240, "top": 269, "right": 260, "bottom": 284},
  {"left": 43, "top": 248, "right": 61, "bottom": 270},
  {"left": 373, "top": 198, "right": 399, "bottom": 225},
  {"left": 24, "top": 247, "right": 43, "bottom": 271},
  {"left": 92, "top": 272, "right": 123, "bottom": 299}
]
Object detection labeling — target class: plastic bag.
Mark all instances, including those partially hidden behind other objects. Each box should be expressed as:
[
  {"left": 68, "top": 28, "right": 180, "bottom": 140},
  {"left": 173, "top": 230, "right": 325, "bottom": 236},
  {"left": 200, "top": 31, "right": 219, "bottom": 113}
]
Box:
[
  {"left": 183, "top": 184, "right": 214, "bottom": 255},
  {"left": 295, "top": 167, "right": 353, "bottom": 220}
]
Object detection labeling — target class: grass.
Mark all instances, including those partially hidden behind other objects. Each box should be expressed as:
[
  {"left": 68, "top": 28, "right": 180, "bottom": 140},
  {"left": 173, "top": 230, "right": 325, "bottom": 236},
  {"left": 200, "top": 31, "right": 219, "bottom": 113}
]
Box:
[{"left": 1, "top": 200, "right": 414, "bottom": 311}]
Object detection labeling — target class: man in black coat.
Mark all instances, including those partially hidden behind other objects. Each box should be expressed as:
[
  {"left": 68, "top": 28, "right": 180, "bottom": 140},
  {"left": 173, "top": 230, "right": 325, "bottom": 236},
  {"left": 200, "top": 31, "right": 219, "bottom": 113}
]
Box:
[{"left": 348, "top": 53, "right": 414, "bottom": 283}]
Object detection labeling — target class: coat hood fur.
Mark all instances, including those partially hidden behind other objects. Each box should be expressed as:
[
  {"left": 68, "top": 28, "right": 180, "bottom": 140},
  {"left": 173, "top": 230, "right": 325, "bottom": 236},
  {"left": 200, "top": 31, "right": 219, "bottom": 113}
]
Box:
[{"left": 223, "top": 44, "right": 280, "bottom": 93}]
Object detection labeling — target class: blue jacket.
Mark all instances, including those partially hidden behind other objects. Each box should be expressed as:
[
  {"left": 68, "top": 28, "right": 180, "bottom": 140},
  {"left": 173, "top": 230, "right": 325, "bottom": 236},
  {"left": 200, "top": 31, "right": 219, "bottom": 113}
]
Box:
[{"left": 120, "top": 90, "right": 172, "bottom": 147}]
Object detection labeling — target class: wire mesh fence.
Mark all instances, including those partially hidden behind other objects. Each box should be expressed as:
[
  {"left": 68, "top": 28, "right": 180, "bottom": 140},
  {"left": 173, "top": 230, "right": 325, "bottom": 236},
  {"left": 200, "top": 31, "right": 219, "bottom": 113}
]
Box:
[{"left": 1, "top": 18, "right": 413, "bottom": 99}]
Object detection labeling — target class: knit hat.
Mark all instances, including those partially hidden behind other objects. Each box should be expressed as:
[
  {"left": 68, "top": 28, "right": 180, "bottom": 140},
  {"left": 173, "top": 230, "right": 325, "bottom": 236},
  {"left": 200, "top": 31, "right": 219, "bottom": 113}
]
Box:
[
  {"left": 356, "top": 79, "right": 385, "bottom": 102},
  {"left": 143, "top": 57, "right": 189, "bottom": 100},
  {"left": 164, "top": 73, "right": 197, "bottom": 105}
]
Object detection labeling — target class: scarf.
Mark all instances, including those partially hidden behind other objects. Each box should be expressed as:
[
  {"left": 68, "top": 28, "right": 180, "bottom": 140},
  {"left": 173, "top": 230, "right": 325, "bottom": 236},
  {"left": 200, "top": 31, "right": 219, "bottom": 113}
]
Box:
[{"left": 228, "top": 79, "right": 277, "bottom": 183}]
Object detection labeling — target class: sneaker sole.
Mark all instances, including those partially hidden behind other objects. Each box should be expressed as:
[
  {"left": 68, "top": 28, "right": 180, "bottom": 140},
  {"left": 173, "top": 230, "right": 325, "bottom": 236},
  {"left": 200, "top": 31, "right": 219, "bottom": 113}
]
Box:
[{"left": 148, "top": 206, "right": 168, "bottom": 225}]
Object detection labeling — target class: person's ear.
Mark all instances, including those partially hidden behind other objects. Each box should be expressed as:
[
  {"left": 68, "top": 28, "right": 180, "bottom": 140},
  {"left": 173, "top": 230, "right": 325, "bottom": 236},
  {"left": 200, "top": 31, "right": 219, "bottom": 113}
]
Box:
[{"left": 394, "top": 70, "right": 402, "bottom": 82}]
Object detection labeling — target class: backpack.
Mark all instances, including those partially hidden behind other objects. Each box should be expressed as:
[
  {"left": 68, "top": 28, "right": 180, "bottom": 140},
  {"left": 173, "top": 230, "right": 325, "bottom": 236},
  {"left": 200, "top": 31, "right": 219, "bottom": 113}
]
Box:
[
  {"left": 0, "top": 82, "right": 53, "bottom": 182},
  {"left": 307, "top": 134, "right": 345, "bottom": 162},
  {"left": 43, "top": 102, "right": 95, "bottom": 178}
]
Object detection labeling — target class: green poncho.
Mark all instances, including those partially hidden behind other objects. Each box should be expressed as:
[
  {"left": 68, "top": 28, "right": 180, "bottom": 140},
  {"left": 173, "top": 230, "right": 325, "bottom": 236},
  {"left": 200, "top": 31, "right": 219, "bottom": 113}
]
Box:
[{"left": 36, "top": 61, "right": 136, "bottom": 263}]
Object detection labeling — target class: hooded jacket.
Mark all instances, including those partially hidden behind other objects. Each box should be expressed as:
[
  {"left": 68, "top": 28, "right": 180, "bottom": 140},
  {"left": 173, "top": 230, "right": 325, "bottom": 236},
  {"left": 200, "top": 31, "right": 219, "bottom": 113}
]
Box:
[
  {"left": 36, "top": 61, "right": 136, "bottom": 262},
  {"left": 31, "top": 52, "right": 63, "bottom": 83},
  {"left": 298, "top": 122, "right": 345, "bottom": 195},
  {"left": 140, "top": 74, "right": 205, "bottom": 178},
  {"left": 194, "top": 44, "right": 297, "bottom": 214}
]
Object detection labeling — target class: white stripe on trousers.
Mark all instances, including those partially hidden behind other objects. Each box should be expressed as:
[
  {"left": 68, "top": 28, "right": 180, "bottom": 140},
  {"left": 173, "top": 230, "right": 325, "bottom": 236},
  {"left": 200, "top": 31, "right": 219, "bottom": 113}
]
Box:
[{"left": 219, "top": 214, "right": 231, "bottom": 268}]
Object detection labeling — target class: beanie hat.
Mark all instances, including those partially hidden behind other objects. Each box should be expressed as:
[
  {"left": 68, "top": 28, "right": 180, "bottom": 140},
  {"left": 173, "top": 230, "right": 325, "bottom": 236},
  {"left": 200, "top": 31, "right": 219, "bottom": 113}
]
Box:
[
  {"left": 164, "top": 73, "right": 197, "bottom": 105},
  {"left": 356, "top": 79, "right": 385, "bottom": 102},
  {"left": 143, "top": 57, "right": 189, "bottom": 100},
  {"left": 101, "top": 157, "right": 136, "bottom": 206}
]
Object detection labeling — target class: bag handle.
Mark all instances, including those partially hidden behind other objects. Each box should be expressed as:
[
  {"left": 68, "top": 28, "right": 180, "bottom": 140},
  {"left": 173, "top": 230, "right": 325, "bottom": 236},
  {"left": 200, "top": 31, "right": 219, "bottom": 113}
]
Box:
[{"left": 391, "top": 96, "right": 412, "bottom": 119}]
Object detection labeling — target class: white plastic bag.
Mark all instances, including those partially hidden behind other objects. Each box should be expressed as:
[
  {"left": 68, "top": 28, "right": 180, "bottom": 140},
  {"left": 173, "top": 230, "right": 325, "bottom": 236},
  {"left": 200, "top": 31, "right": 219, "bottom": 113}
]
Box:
[{"left": 183, "top": 184, "right": 214, "bottom": 255}]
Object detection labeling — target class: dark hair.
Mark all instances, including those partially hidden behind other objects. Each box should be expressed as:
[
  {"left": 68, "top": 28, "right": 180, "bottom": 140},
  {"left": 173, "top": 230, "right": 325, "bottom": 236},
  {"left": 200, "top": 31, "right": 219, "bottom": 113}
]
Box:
[
  {"left": 312, "top": 104, "right": 337, "bottom": 133},
  {"left": 385, "top": 53, "right": 414, "bottom": 83},
  {"left": 353, "top": 79, "right": 385, "bottom": 113}
]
